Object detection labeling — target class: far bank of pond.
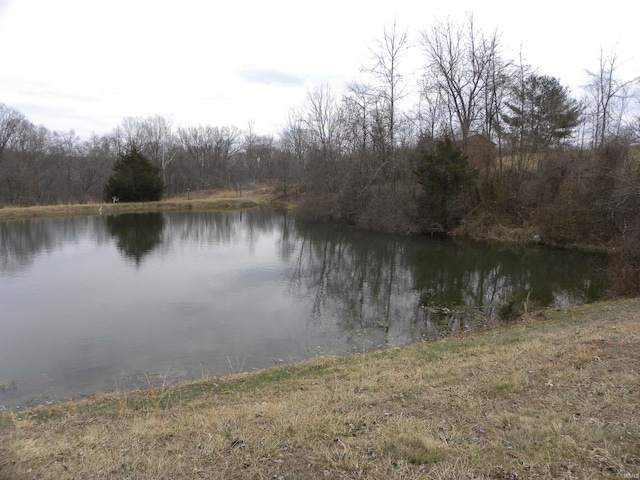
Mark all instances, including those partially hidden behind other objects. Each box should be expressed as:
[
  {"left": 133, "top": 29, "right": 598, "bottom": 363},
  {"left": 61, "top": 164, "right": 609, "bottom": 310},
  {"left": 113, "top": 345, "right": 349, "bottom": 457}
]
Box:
[
  {"left": 0, "top": 193, "right": 616, "bottom": 254},
  {"left": 0, "top": 196, "right": 263, "bottom": 221}
]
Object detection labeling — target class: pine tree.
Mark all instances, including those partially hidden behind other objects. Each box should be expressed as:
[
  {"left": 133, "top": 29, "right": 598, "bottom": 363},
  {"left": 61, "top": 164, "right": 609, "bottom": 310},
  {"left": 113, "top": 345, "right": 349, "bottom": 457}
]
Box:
[
  {"left": 413, "top": 137, "right": 475, "bottom": 229},
  {"left": 503, "top": 74, "right": 582, "bottom": 154},
  {"left": 104, "top": 146, "right": 164, "bottom": 202}
]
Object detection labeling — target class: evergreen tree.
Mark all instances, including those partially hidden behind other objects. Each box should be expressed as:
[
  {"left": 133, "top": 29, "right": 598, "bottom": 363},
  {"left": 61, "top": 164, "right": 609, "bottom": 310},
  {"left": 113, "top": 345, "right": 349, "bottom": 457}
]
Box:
[
  {"left": 503, "top": 74, "right": 582, "bottom": 154},
  {"left": 103, "top": 146, "right": 164, "bottom": 202},
  {"left": 413, "top": 137, "right": 475, "bottom": 229}
]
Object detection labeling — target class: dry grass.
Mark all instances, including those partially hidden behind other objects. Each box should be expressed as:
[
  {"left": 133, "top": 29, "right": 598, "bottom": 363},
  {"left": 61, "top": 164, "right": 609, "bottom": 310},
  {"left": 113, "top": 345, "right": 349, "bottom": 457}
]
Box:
[
  {"left": 452, "top": 215, "right": 614, "bottom": 253},
  {"left": 496, "top": 153, "right": 542, "bottom": 172},
  {"left": 0, "top": 187, "right": 277, "bottom": 221},
  {"left": 452, "top": 216, "right": 541, "bottom": 245},
  {"left": 1, "top": 299, "right": 639, "bottom": 479}
]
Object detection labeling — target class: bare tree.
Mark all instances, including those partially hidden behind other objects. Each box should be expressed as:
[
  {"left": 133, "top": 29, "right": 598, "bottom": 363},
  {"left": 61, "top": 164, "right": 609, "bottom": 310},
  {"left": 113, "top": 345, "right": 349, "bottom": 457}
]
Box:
[
  {"left": 480, "top": 37, "right": 509, "bottom": 146},
  {"left": 113, "top": 116, "right": 177, "bottom": 187},
  {"left": 501, "top": 51, "right": 535, "bottom": 167},
  {"left": 242, "top": 120, "right": 259, "bottom": 177},
  {"left": 420, "top": 15, "right": 501, "bottom": 145},
  {"left": 140, "top": 115, "right": 177, "bottom": 185},
  {"left": 362, "top": 20, "right": 410, "bottom": 188},
  {"left": 22, "top": 125, "right": 61, "bottom": 204},
  {"left": 0, "top": 103, "right": 30, "bottom": 164},
  {"left": 177, "top": 124, "right": 241, "bottom": 189},
  {"left": 343, "top": 81, "right": 373, "bottom": 157},
  {"left": 280, "top": 109, "right": 308, "bottom": 167},
  {"left": 585, "top": 48, "right": 640, "bottom": 149},
  {"left": 49, "top": 129, "right": 82, "bottom": 202},
  {"left": 305, "top": 83, "right": 341, "bottom": 154},
  {"left": 278, "top": 110, "right": 309, "bottom": 196},
  {"left": 303, "top": 83, "right": 345, "bottom": 193},
  {"left": 114, "top": 117, "right": 145, "bottom": 154},
  {"left": 76, "top": 134, "right": 117, "bottom": 201},
  {"left": 0, "top": 108, "right": 38, "bottom": 205},
  {"left": 413, "top": 89, "right": 449, "bottom": 141}
]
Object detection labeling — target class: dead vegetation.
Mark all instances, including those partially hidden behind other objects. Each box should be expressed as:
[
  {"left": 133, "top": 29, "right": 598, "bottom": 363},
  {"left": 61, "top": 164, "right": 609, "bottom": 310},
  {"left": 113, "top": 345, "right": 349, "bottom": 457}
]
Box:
[
  {"left": 1, "top": 299, "right": 639, "bottom": 479},
  {"left": 0, "top": 187, "right": 276, "bottom": 222}
]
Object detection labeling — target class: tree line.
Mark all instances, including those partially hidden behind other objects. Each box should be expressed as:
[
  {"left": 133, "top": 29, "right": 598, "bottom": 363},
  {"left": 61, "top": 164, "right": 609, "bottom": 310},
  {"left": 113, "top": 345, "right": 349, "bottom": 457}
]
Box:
[{"left": 1, "top": 16, "right": 640, "bottom": 287}]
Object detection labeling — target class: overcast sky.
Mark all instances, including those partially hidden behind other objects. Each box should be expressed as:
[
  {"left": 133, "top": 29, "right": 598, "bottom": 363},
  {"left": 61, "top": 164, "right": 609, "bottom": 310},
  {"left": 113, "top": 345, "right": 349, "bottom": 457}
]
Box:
[{"left": 0, "top": 0, "right": 637, "bottom": 138}]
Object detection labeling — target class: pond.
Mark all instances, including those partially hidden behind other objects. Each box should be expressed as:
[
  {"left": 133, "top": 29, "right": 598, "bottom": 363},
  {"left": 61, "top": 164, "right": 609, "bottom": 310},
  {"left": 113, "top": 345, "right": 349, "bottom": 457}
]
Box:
[{"left": 0, "top": 209, "right": 607, "bottom": 408}]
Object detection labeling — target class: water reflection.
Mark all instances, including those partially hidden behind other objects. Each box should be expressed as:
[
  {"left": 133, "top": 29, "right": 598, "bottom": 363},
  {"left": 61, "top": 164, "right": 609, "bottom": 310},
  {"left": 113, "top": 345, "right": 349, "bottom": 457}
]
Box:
[
  {"left": 0, "top": 210, "right": 608, "bottom": 408},
  {"left": 284, "top": 223, "right": 605, "bottom": 346},
  {"left": 0, "top": 216, "right": 99, "bottom": 277},
  {"left": 106, "top": 213, "right": 164, "bottom": 265}
]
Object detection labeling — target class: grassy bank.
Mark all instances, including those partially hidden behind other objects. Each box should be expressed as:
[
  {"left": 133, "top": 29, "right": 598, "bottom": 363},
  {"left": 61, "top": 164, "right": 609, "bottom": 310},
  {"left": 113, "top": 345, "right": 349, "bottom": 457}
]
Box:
[
  {"left": 1, "top": 299, "right": 639, "bottom": 479},
  {"left": 0, "top": 189, "right": 277, "bottom": 221}
]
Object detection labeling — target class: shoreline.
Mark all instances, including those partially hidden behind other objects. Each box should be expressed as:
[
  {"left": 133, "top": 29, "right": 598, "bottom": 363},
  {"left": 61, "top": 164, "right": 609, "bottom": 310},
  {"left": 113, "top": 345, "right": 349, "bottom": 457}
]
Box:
[
  {"left": 0, "top": 190, "right": 616, "bottom": 254},
  {"left": 1, "top": 298, "right": 638, "bottom": 478},
  {"left": 0, "top": 197, "right": 265, "bottom": 222}
]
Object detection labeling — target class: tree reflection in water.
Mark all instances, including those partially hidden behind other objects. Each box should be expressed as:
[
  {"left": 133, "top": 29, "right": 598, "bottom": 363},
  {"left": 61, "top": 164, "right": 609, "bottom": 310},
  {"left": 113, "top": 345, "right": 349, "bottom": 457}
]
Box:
[
  {"left": 106, "top": 213, "right": 165, "bottom": 266},
  {"left": 1, "top": 209, "right": 607, "bottom": 348},
  {"left": 283, "top": 221, "right": 606, "bottom": 346}
]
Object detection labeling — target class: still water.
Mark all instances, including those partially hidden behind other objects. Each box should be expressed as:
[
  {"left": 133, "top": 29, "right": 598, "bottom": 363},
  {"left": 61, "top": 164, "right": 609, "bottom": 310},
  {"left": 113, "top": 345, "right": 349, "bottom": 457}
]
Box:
[{"left": 0, "top": 209, "right": 607, "bottom": 408}]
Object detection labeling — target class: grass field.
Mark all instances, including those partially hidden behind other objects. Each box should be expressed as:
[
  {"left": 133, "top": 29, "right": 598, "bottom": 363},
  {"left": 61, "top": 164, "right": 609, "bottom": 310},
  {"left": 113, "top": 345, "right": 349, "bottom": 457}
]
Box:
[{"left": 1, "top": 299, "right": 639, "bottom": 479}]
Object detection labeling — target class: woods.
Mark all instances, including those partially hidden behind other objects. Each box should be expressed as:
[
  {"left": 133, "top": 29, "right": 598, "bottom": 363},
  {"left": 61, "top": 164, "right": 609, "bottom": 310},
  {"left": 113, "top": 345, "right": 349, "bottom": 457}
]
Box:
[{"left": 1, "top": 17, "right": 639, "bottom": 265}]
